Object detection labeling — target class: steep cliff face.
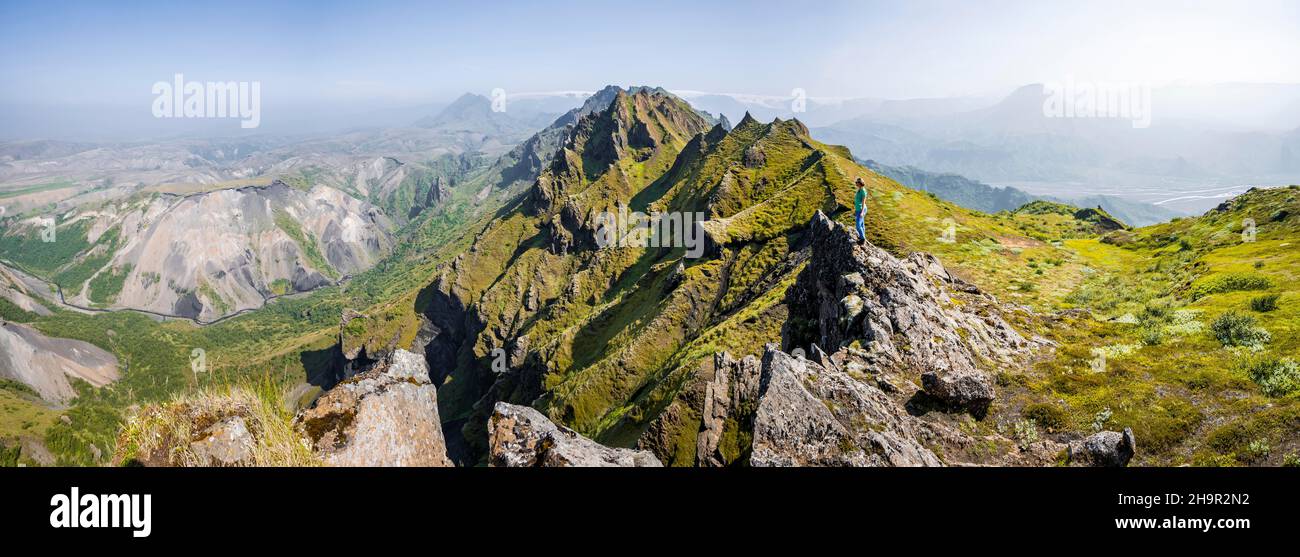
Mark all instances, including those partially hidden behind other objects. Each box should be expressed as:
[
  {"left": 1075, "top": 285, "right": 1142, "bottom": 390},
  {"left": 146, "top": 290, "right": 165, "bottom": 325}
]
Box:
[{"left": 782, "top": 212, "right": 1040, "bottom": 416}]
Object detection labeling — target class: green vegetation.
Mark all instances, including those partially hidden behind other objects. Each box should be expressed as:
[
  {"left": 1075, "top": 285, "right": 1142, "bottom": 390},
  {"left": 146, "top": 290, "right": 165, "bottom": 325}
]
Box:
[
  {"left": 1021, "top": 402, "right": 1069, "bottom": 432},
  {"left": 1007, "top": 185, "right": 1300, "bottom": 465},
  {"left": 0, "top": 442, "right": 20, "bottom": 467},
  {"left": 273, "top": 209, "right": 338, "bottom": 279},
  {"left": 52, "top": 227, "right": 122, "bottom": 296},
  {"left": 197, "top": 279, "right": 231, "bottom": 316},
  {"left": 0, "top": 295, "right": 41, "bottom": 322},
  {"left": 87, "top": 263, "right": 132, "bottom": 305},
  {"left": 270, "top": 278, "right": 292, "bottom": 296},
  {"left": 0, "top": 217, "right": 93, "bottom": 275},
  {"left": 1211, "top": 312, "right": 1271, "bottom": 347},
  {"left": 1240, "top": 356, "right": 1300, "bottom": 397},
  {"left": 1191, "top": 273, "right": 1273, "bottom": 300},
  {"left": 0, "top": 386, "right": 60, "bottom": 461},
  {"left": 0, "top": 180, "right": 77, "bottom": 200},
  {"left": 276, "top": 167, "right": 323, "bottom": 192},
  {"left": 1250, "top": 293, "right": 1280, "bottom": 312}
]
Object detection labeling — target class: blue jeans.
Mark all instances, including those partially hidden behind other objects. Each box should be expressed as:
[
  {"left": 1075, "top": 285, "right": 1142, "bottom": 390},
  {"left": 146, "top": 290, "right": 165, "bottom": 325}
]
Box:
[{"left": 855, "top": 211, "right": 866, "bottom": 241}]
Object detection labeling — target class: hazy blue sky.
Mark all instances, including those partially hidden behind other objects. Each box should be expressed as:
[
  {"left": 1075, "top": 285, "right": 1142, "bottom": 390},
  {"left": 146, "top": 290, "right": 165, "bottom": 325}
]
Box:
[{"left": 3, "top": 0, "right": 1298, "bottom": 107}]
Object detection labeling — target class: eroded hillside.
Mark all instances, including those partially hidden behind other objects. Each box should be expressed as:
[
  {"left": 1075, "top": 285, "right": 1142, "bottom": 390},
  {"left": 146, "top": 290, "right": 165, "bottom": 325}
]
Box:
[{"left": 1, "top": 181, "right": 392, "bottom": 322}]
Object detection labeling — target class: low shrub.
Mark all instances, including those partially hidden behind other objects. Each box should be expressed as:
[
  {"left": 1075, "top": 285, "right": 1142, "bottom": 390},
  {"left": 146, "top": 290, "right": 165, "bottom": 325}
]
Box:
[
  {"left": 1022, "top": 403, "right": 1069, "bottom": 433},
  {"left": 1249, "top": 293, "right": 1280, "bottom": 312},
  {"left": 1012, "top": 419, "right": 1039, "bottom": 450},
  {"left": 1191, "top": 273, "right": 1274, "bottom": 300},
  {"left": 1239, "top": 356, "right": 1300, "bottom": 397},
  {"left": 1211, "top": 312, "right": 1271, "bottom": 347}
]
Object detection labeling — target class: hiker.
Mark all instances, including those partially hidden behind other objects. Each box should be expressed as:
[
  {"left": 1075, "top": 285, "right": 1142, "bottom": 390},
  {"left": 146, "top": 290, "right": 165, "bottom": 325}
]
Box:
[{"left": 854, "top": 177, "right": 868, "bottom": 244}]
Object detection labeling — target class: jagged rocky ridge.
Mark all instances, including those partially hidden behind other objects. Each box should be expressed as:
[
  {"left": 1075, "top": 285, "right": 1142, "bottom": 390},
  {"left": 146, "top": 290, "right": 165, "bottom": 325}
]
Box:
[
  {"left": 408, "top": 85, "right": 1110, "bottom": 466},
  {"left": 783, "top": 211, "right": 1038, "bottom": 416},
  {"left": 691, "top": 214, "right": 1135, "bottom": 467},
  {"left": 413, "top": 87, "right": 726, "bottom": 457}
]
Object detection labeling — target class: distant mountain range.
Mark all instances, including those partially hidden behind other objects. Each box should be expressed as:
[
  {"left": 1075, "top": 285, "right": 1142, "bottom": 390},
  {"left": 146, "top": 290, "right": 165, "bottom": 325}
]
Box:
[
  {"left": 413, "top": 92, "right": 570, "bottom": 134},
  {"left": 813, "top": 84, "right": 1300, "bottom": 214},
  {"left": 863, "top": 160, "right": 1182, "bottom": 227}
]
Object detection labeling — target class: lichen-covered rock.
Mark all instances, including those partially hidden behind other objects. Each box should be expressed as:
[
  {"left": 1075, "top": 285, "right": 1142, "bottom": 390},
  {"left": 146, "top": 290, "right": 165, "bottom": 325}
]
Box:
[
  {"left": 744, "top": 343, "right": 1069, "bottom": 467},
  {"left": 921, "top": 368, "right": 996, "bottom": 417},
  {"left": 189, "top": 416, "right": 255, "bottom": 466},
  {"left": 1067, "top": 428, "right": 1136, "bottom": 467},
  {"left": 783, "top": 212, "right": 1040, "bottom": 415},
  {"left": 296, "top": 349, "right": 452, "bottom": 467},
  {"left": 489, "top": 402, "right": 662, "bottom": 467},
  {"left": 696, "top": 352, "right": 761, "bottom": 467},
  {"left": 750, "top": 345, "right": 943, "bottom": 467}
]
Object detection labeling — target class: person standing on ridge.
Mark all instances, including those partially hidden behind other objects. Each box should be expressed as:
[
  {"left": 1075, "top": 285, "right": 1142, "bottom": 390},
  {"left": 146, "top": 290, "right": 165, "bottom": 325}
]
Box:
[{"left": 854, "top": 177, "right": 869, "bottom": 244}]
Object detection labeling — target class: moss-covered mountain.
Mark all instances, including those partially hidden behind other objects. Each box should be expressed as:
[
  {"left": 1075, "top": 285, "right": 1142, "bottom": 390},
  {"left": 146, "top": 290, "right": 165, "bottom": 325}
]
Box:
[
  {"left": 7, "top": 84, "right": 1299, "bottom": 468},
  {"left": 400, "top": 88, "right": 1096, "bottom": 464}
]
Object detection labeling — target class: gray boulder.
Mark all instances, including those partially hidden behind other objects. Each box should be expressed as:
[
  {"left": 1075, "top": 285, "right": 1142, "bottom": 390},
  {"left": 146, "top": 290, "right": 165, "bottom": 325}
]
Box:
[
  {"left": 1067, "top": 428, "right": 1136, "bottom": 467},
  {"left": 489, "top": 402, "right": 662, "bottom": 467},
  {"left": 189, "top": 416, "right": 255, "bottom": 466},
  {"left": 296, "top": 349, "right": 453, "bottom": 467}
]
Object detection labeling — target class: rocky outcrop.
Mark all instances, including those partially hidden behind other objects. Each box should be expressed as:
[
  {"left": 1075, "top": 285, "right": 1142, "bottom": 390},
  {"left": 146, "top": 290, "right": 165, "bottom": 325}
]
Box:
[
  {"left": 696, "top": 352, "right": 760, "bottom": 467},
  {"left": 189, "top": 416, "right": 255, "bottom": 466},
  {"left": 488, "top": 402, "right": 662, "bottom": 467},
  {"left": 783, "top": 212, "right": 1038, "bottom": 415},
  {"left": 751, "top": 345, "right": 943, "bottom": 467},
  {"left": 296, "top": 349, "right": 452, "bottom": 467},
  {"left": 1066, "top": 428, "right": 1136, "bottom": 467},
  {"left": 114, "top": 349, "right": 453, "bottom": 467},
  {"left": 739, "top": 341, "right": 1107, "bottom": 467}
]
